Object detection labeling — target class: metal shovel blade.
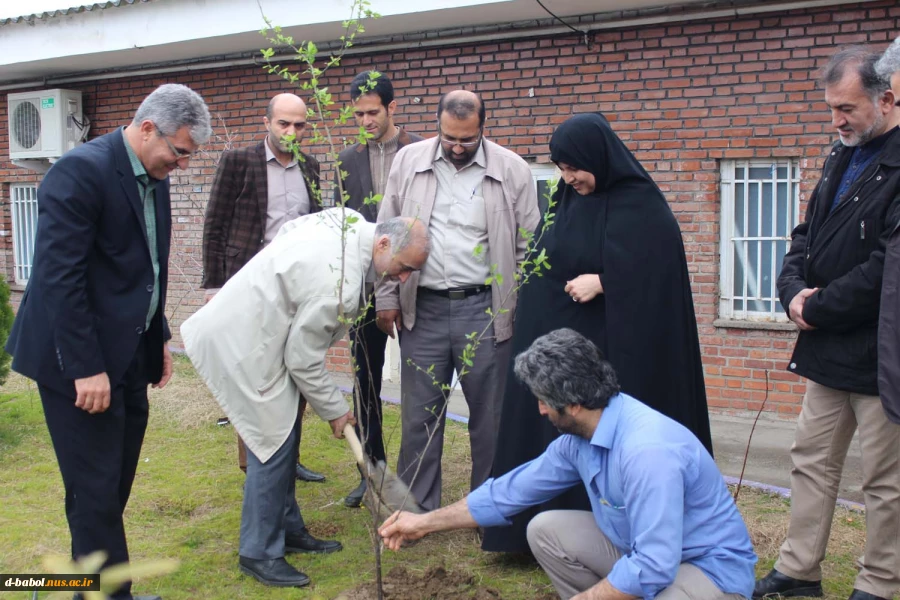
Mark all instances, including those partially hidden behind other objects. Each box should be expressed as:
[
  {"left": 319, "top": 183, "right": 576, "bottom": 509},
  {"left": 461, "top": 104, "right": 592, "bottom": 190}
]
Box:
[
  {"left": 363, "top": 459, "right": 424, "bottom": 521},
  {"left": 343, "top": 424, "right": 424, "bottom": 519}
]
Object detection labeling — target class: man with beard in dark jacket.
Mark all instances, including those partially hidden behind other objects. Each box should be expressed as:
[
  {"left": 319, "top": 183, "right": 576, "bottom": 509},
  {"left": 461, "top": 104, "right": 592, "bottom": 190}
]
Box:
[
  {"left": 755, "top": 48, "right": 900, "bottom": 600},
  {"left": 875, "top": 38, "right": 900, "bottom": 426}
]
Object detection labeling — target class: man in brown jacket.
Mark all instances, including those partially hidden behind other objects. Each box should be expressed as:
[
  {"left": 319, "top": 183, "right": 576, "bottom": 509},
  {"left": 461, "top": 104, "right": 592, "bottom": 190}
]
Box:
[
  {"left": 335, "top": 71, "right": 423, "bottom": 508},
  {"left": 375, "top": 90, "right": 540, "bottom": 511},
  {"left": 202, "top": 92, "right": 328, "bottom": 487}
]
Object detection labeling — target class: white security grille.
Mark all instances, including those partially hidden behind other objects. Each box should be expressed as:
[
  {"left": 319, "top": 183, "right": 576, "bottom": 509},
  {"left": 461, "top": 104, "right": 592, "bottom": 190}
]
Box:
[
  {"left": 10, "top": 184, "right": 39, "bottom": 283},
  {"left": 719, "top": 161, "right": 801, "bottom": 321}
]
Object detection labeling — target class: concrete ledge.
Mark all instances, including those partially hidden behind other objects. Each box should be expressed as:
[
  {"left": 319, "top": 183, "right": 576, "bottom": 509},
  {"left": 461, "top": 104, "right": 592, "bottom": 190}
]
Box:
[
  {"left": 713, "top": 318, "right": 797, "bottom": 332},
  {"left": 724, "top": 476, "right": 864, "bottom": 512}
]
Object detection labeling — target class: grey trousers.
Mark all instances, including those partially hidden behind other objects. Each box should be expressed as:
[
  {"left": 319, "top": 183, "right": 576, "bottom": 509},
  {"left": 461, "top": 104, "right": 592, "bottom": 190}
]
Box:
[
  {"left": 397, "top": 289, "right": 510, "bottom": 511},
  {"left": 527, "top": 510, "right": 747, "bottom": 600},
  {"left": 239, "top": 418, "right": 305, "bottom": 559},
  {"left": 775, "top": 380, "right": 900, "bottom": 598}
]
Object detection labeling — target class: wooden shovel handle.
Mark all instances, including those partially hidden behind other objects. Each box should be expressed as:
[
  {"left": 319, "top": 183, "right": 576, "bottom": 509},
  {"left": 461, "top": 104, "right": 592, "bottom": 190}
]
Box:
[{"left": 343, "top": 423, "right": 365, "bottom": 466}]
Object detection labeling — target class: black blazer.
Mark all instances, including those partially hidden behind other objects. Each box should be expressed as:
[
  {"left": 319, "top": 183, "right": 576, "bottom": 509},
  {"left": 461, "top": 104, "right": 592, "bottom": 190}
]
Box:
[
  {"left": 336, "top": 128, "right": 423, "bottom": 222},
  {"left": 778, "top": 127, "right": 900, "bottom": 395},
  {"left": 6, "top": 128, "right": 171, "bottom": 395}
]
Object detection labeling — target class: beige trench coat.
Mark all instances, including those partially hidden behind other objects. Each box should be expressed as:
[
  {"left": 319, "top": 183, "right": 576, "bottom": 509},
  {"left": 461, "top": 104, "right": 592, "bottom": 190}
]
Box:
[{"left": 182, "top": 208, "right": 375, "bottom": 463}]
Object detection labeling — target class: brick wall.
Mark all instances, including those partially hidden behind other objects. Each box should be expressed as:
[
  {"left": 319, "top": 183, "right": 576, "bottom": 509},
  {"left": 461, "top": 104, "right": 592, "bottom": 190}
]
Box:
[{"left": 2, "top": 1, "right": 896, "bottom": 415}]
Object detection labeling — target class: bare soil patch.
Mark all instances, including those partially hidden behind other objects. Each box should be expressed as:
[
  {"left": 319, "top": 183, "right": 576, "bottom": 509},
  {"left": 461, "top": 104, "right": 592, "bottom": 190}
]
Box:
[{"left": 336, "top": 565, "right": 505, "bottom": 599}]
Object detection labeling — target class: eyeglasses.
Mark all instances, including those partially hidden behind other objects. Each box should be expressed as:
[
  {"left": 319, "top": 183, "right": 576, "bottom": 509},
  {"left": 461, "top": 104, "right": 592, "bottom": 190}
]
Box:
[
  {"left": 438, "top": 129, "right": 482, "bottom": 148},
  {"left": 155, "top": 124, "right": 196, "bottom": 160}
]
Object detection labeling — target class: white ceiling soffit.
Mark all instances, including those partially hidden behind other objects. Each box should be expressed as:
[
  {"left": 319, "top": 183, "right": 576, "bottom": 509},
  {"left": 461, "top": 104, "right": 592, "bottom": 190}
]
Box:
[{"left": 0, "top": 0, "right": 708, "bottom": 83}]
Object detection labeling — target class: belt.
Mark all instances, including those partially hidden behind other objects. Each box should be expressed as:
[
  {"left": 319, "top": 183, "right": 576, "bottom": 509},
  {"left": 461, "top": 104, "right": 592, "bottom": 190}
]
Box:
[{"left": 419, "top": 285, "right": 490, "bottom": 300}]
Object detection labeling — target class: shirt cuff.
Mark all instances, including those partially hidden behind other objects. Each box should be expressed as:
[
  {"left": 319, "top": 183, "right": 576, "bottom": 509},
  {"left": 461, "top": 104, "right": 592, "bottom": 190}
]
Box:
[
  {"left": 374, "top": 294, "right": 400, "bottom": 312},
  {"left": 606, "top": 557, "right": 649, "bottom": 598},
  {"left": 466, "top": 480, "right": 513, "bottom": 528}
]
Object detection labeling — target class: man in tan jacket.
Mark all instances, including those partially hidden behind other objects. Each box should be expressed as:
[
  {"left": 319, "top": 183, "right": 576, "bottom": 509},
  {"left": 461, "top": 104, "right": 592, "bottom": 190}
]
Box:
[
  {"left": 182, "top": 208, "right": 428, "bottom": 588},
  {"left": 376, "top": 89, "right": 540, "bottom": 511}
]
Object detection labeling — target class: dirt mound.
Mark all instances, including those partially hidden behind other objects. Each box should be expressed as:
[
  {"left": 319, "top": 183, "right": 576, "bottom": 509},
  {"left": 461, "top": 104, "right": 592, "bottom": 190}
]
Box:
[{"left": 335, "top": 565, "right": 502, "bottom": 599}]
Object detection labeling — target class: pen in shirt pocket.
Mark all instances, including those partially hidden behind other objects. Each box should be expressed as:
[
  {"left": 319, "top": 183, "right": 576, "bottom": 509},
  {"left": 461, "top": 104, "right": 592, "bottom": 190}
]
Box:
[{"left": 599, "top": 497, "right": 625, "bottom": 510}]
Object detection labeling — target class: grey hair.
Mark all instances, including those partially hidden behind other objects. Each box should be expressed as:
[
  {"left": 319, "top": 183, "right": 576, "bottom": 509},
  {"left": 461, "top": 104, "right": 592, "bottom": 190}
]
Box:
[
  {"left": 514, "top": 328, "right": 620, "bottom": 412},
  {"left": 876, "top": 37, "right": 900, "bottom": 80},
  {"left": 133, "top": 84, "right": 212, "bottom": 144},
  {"left": 375, "top": 217, "right": 430, "bottom": 254},
  {"left": 822, "top": 46, "right": 889, "bottom": 100}
]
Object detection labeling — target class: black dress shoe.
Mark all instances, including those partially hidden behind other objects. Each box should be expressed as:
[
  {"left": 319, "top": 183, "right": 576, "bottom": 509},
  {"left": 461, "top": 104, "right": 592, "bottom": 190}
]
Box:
[
  {"left": 848, "top": 590, "right": 890, "bottom": 600},
  {"left": 753, "top": 569, "right": 823, "bottom": 599},
  {"left": 238, "top": 556, "right": 310, "bottom": 588},
  {"left": 345, "top": 477, "right": 366, "bottom": 508},
  {"left": 285, "top": 527, "right": 343, "bottom": 554},
  {"left": 295, "top": 462, "right": 326, "bottom": 482}
]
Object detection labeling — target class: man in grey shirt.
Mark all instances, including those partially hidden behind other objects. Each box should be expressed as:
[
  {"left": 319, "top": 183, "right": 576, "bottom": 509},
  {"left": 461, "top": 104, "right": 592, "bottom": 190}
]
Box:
[{"left": 376, "top": 90, "right": 540, "bottom": 511}]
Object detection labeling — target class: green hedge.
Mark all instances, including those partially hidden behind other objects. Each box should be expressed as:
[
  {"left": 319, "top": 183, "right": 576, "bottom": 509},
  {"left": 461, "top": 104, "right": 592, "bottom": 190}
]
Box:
[{"left": 0, "top": 279, "right": 14, "bottom": 386}]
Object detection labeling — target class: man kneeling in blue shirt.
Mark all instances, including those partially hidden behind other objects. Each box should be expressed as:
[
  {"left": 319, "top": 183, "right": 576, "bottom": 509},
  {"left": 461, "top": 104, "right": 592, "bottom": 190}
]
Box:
[{"left": 379, "top": 328, "right": 757, "bottom": 600}]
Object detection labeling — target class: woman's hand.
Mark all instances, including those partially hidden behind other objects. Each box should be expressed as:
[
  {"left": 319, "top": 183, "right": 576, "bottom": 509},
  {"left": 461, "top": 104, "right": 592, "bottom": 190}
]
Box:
[{"left": 565, "top": 274, "right": 604, "bottom": 304}]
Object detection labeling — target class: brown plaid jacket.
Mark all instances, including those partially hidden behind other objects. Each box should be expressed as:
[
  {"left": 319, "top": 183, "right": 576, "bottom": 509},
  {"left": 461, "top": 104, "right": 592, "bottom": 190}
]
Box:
[{"left": 202, "top": 140, "right": 321, "bottom": 288}]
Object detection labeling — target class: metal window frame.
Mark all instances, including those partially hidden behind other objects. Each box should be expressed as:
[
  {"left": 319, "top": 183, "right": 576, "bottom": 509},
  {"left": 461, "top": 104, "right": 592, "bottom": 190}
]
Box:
[
  {"left": 530, "top": 163, "right": 558, "bottom": 214},
  {"left": 719, "top": 160, "right": 800, "bottom": 322},
  {"left": 10, "top": 183, "right": 39, "bottom": 284}
]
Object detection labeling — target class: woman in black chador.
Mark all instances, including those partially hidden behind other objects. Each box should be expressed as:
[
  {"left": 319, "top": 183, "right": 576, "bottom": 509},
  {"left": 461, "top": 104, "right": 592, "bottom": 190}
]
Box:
[{"left": 481, "top": 112, "right": 713, "bottom": 553}]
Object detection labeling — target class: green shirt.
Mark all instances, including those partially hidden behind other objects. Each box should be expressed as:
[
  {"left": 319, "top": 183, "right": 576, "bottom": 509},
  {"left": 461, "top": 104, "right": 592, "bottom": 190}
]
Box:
[{"left": 121, "top": 128, "right": 160, "bottom": 331}]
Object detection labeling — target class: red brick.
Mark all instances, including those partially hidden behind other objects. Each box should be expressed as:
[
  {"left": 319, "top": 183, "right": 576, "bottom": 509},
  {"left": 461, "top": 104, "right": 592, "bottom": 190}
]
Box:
[{"left": 4, "top": 3, "right": 888, "bottom": 419}]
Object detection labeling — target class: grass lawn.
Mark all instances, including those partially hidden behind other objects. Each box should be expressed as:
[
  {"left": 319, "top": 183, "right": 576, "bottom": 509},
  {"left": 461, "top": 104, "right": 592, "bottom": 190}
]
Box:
[{"left": 0, "top": 355, "right": 865, "bottom": 599}]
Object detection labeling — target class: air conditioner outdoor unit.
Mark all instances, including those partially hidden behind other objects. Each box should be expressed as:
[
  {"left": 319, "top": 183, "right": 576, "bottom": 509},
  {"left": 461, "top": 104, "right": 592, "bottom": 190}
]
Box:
[{"left": 7, "top": 89, "right": 87, "bottom": 161}]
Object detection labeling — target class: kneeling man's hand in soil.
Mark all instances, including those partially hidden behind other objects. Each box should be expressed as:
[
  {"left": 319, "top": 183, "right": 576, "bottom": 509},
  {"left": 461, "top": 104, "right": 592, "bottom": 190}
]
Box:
[
  {"left": 379, "top": 499, "right": 479, "bottom": 550},
  {"left": 379, "top": 510, "right": 427, "bottom": 550}
]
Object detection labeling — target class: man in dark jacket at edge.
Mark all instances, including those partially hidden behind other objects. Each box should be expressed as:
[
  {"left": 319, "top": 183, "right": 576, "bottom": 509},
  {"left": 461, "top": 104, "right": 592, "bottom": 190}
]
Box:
[
  {"left": 334, "top": 71, "right": 423, "bottom": 507},
  {"left": 875, "top": 38, "right": 900, "bottom": 427},
  {"left": 754, "top": 47, "right": 900, "bottom": 600}
]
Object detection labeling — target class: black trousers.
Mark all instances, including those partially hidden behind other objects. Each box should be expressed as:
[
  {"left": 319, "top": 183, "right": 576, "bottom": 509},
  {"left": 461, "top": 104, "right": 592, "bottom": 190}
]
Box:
[
  {"left": 39, "top": 336, "right": 150, "bottom": 600},
  {"left": 350, "top": 304, "right": 388, "bottom": 463}
]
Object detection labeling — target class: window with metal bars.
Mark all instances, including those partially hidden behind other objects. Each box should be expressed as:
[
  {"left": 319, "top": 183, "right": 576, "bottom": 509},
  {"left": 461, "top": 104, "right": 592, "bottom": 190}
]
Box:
[
  {"left": 719, "top": 161, "right": 801, "bottom": 321},
  {"left": 10, "top": 184, "right": 39, "bottom": 284},
  {"left": 530, "top": 163, "right": 558, "bottom": 216}
]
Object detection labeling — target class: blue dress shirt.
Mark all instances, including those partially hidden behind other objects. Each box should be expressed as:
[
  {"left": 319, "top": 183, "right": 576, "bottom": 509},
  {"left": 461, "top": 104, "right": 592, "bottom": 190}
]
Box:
[{"left": 467, "top": 393, "right": 756, "bottom": 599}]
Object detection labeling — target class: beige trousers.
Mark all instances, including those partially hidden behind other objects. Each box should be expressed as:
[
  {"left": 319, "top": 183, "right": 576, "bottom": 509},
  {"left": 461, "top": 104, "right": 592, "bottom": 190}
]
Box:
[
  {"left": 526, "top": 510, "right": 747, "bottom": 600},
  {"left": 775, "top": 380, "right": 900, "bottom": 598}
]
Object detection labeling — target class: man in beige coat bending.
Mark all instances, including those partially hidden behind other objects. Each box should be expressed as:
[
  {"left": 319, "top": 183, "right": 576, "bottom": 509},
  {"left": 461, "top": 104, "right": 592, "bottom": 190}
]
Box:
[
  {"left": 376, "top": 89, "right": 540, "bottom": 511},
  {"left": 182, "top": 208, "right": 428, "bottom": 588}
]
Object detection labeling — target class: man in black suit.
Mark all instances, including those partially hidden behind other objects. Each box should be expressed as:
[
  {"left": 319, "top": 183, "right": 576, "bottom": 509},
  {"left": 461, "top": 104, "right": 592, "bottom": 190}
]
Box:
[
  {"left": 6, "top": 83, "right": 211, "bottom": 600},
  {"left": 336, "top": 71, "right": 423, "bottom": 507}
]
